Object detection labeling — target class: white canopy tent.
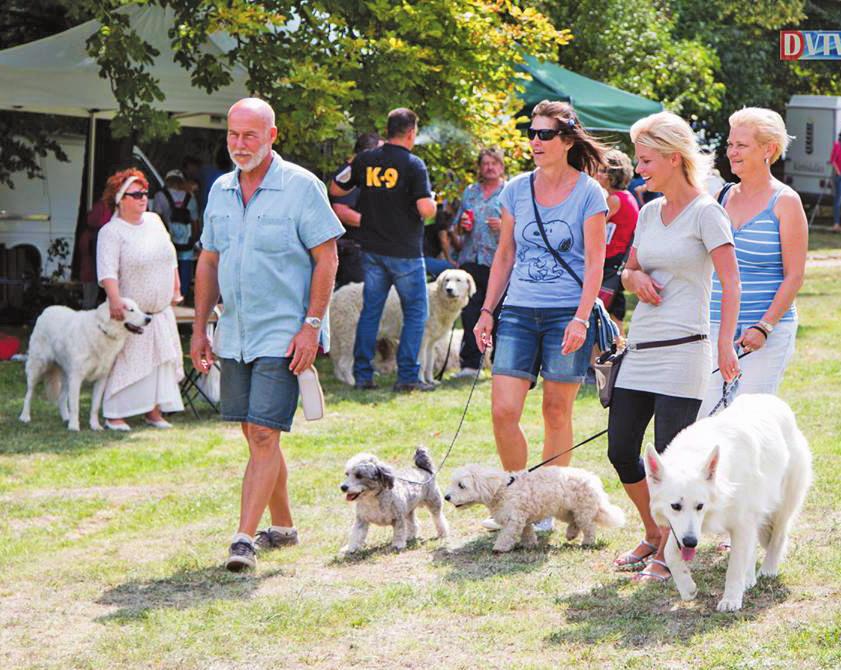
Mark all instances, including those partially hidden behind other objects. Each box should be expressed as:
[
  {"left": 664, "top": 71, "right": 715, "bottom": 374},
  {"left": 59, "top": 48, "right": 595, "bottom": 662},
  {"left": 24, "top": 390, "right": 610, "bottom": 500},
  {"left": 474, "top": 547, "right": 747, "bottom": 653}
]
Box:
[{"left": 0, "top": 4, "right": 251, "bottom": 207}]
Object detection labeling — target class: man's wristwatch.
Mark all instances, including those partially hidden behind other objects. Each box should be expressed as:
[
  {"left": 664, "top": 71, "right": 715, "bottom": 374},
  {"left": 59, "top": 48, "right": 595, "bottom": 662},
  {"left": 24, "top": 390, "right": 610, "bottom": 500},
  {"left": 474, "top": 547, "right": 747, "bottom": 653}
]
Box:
[
  {"left": 757, "top": 319, "right": 774, "bottom": 334},
  {"left": 572, "top": 316, "right": 590, "bottom": 329},
  {"left": 304, "top": 316, "right": 322, "bottom": 330}
]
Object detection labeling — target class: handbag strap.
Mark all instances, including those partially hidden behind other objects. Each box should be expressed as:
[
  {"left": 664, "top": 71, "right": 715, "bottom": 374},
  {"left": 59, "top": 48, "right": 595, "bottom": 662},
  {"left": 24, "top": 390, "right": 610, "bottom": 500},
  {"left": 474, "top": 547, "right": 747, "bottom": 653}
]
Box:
[{"left": 529, "top": 172, "right": 584, "bottom": 288}]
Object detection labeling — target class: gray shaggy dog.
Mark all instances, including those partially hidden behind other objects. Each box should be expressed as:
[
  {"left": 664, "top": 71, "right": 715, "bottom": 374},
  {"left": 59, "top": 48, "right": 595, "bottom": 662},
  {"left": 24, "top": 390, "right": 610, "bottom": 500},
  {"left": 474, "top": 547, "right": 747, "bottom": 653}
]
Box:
[
  {"left": 340, "top": 448, "right": 449, "bottom": 554},
  {"left": 444, "top": 464, "right": 625, "bottom": 553}
]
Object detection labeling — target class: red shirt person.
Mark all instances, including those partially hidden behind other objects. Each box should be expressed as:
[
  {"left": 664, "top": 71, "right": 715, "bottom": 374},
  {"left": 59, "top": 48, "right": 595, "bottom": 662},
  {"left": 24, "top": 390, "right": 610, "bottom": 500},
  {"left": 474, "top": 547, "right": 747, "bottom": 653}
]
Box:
[{"left": 596, "top": 149, "right": 639, "bottom": 323}]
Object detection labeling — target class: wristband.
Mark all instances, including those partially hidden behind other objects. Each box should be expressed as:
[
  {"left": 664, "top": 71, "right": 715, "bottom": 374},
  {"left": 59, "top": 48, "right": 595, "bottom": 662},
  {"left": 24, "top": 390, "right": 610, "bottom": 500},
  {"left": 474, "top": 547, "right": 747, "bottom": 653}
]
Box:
[
  {"left": 480, "top": 307, "right": 494, "bottom": 318},
  {"left": 747, "top": 325, "right": 768, "bottom": 339},
  {"left": 572, "top": 316, "right": 590, "bottom": 329}
]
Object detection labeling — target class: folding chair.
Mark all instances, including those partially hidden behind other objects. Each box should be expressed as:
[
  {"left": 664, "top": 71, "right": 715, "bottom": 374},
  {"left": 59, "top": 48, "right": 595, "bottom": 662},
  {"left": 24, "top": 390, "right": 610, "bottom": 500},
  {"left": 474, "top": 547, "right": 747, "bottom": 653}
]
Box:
[{"left": 180, "top": 306, "right": 222, "bottom": 417}]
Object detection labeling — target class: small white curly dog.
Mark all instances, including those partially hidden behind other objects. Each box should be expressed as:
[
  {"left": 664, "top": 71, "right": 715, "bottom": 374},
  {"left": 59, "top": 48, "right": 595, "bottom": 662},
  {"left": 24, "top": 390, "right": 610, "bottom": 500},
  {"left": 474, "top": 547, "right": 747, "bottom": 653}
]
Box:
[
  {"left": 329, "top": 268, "right": 476, "bottom": 385},
  {"left": 445, "top": 464, "right": 625, "bottom": 552},
  {"left": 340, "top": 448, "right": 449, "bottom": 553}
]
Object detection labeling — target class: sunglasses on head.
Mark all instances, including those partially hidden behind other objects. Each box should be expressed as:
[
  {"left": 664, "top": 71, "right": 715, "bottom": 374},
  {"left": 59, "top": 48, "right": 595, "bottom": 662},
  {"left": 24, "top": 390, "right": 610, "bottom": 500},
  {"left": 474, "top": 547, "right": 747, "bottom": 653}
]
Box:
[{"left": 123, "top": 190, "right": 149, "bottom": 200}]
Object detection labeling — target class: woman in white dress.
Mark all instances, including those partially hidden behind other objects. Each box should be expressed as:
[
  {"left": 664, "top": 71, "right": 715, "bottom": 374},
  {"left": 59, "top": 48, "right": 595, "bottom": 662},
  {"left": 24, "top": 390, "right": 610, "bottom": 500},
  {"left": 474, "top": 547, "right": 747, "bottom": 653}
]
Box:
[{"left": 96, "top": 168, "right": 184, "bottom": 430}]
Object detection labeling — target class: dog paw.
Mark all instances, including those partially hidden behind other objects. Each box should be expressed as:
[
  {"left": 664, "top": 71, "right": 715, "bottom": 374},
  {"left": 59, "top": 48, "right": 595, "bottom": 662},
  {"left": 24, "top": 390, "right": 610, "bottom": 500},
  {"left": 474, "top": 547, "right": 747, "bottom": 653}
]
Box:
[
  {"left": 492, "top": 543, "right": 514, "bottom": 553},
  {"left": 339, "top": 545, "right": 360, "bottom": 555},
  {"left": 18, "top": 415, "right": 30, "bottom": 424},
  {"left": 716, "top": 595, "right": 743, "bottom": 612},
  {"left": 67, "top": 424, "right": 80, "bottom": 432},
  {"left": 757, "top": 566, "right": 778, "bottom": 578},
  {"left": 90, "top": 422, "right": 103, "bottom": 432},
  {"left": 678, "top": 585, "right": 698, "bottom": 601},
  {"left": 744, "top": 574, "right": 757, "bottom": 590},
  {"left": 391, "top": 544, "right": 406, "bottom": 552}
]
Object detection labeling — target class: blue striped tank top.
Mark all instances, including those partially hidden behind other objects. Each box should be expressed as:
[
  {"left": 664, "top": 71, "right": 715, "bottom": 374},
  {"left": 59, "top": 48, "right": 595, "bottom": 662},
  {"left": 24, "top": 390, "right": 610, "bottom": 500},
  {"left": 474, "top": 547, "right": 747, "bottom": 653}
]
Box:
[{"left": 710, "top": 186, "right": 795, "bottom": 324}]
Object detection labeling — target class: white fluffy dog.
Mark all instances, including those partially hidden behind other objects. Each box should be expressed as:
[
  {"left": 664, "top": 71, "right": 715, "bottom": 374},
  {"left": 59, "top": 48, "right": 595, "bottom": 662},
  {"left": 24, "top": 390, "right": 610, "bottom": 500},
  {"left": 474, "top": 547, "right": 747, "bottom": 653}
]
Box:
[
  {"left": 340, "top": 448, "right": 449, "bottom": 553},
  {"left": 645, "top": 393, "right": 812, "bottom": 612},
  {"left": 445, "top": 464, "right": 625, "bottom": 553},
  {"left": 328, "top": 269, "right": 476, "bottom": 385},
  {"left": 19, "top": 299, "right": 151, "bottom": 431}
]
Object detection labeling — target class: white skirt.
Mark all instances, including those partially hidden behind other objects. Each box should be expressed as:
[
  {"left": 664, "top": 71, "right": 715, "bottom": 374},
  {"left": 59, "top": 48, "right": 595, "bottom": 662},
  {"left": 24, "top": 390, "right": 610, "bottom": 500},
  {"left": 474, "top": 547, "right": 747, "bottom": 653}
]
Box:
[{"left": 103, "top": 361, "right": 184, "bottom": 419}]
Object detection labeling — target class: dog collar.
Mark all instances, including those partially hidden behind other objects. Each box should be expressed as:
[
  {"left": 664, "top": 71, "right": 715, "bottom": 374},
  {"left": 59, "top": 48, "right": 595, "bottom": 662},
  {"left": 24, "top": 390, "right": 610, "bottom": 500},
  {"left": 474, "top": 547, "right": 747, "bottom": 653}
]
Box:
[{"left": 98, "top": 324, "right": 118, "bottom": 340}]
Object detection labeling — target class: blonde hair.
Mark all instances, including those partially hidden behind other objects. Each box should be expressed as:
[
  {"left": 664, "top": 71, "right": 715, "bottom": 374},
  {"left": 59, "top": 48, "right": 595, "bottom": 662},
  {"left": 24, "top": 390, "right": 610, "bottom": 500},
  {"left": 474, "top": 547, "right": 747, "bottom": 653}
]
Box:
[
  {"left": 603, "top": 149, "right": 634, "bottom": 190},
  {"left": 729, "top": 107, "right": 793, "bottom": 164},
  {"left": 630, "top": 111, "right": 711, "bottom": 189}
]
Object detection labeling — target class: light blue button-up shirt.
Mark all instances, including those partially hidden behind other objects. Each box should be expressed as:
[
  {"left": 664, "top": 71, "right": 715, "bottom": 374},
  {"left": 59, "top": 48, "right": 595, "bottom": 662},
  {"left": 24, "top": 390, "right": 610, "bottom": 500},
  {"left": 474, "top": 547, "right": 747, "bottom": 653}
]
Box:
[{"left": 201, "top": 151, "right": 344, "bottom": 362}]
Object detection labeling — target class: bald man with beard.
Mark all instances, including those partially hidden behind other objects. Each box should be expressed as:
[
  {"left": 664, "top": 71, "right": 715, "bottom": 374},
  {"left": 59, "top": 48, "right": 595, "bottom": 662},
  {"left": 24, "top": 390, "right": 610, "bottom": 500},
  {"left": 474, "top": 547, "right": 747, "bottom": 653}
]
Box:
[{"left": 192, "top": 98, "right": 344, "bottom": 571}]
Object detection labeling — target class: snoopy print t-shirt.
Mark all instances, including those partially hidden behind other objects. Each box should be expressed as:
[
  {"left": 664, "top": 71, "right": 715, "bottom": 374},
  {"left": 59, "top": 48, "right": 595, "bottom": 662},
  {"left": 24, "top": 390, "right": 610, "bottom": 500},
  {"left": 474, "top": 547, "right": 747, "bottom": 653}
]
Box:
[{"left": 499, "top": 171, "right": 607, "bottom": 309}]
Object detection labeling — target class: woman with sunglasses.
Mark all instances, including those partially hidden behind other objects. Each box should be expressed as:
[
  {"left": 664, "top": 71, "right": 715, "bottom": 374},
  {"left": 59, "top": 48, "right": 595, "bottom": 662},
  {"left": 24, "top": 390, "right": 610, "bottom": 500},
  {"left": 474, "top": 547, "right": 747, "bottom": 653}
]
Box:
[
  {"left": 473, "top": 100, "right": 608, "bottom": 532},
  {"left": 608, "top": 112, "right": 740, "bottom": 583},
  {"left": 96, "top": 168, "right": 184, "bottom": 430}
]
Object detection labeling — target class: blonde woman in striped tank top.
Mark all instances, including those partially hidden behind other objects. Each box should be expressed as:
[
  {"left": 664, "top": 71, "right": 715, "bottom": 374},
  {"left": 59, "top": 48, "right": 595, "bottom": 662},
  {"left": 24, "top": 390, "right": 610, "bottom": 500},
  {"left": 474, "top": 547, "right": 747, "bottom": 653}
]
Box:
[{"left": 699, "top": 108, "right": 808, "bottom": 417}]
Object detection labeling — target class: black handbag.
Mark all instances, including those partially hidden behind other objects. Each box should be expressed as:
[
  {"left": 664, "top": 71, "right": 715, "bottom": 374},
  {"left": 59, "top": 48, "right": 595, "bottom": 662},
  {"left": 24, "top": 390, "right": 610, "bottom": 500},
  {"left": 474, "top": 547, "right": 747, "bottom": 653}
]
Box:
[
  {"left": 594, "top": 334, "right": 708, "bottom": 408},
  {"left": 593, "top": 347, "right": 625, "bottom": 408}
]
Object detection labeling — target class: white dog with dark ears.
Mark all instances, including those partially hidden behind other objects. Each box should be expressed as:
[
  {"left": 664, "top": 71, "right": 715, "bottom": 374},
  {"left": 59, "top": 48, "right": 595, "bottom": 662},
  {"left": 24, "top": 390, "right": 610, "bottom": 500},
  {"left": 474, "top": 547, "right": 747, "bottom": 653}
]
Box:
[
  {"left": 644, "top": 393, "right": 812, "bottom": 612},
  {"left": 19, "top": 299, "right": 151, "bottom": 431},
  {"left": 445, "top": 464, "right": 625, "bottom": 553},
  {"left": 340, "top": 448, "right": 449, "bottom": 553}
]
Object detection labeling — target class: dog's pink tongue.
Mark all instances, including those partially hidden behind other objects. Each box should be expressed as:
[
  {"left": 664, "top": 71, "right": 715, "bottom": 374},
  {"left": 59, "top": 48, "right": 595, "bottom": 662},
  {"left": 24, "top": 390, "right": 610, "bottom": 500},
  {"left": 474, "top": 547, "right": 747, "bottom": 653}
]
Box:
[{"left": 681, "top": 547, "right": 697, "bottom": 562}]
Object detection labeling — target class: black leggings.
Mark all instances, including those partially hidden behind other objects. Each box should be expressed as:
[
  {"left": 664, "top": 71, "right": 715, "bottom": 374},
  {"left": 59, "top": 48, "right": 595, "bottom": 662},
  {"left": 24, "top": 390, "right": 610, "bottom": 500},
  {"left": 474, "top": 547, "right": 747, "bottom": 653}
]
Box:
[{"left": 607, "top": 387, "right": 702, "bottom": 484}]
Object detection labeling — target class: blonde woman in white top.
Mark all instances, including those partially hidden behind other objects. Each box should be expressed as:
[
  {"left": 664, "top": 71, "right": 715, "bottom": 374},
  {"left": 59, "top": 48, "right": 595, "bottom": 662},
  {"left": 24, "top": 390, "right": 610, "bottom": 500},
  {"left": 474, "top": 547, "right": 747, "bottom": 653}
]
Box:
[
  {"left": 608, "top": 112, "right": 741, "bottom": 583},
  {"left": 97, "top": 169, "right": 184, "bottom": 430}
]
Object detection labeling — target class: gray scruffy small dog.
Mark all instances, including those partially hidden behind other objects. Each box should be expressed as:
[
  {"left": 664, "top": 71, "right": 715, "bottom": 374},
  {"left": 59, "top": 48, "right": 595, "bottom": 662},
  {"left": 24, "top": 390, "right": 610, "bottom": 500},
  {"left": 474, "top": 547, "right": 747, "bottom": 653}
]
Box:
[{"left": 340, "top": 448, "right": 449, "bottom": 553}]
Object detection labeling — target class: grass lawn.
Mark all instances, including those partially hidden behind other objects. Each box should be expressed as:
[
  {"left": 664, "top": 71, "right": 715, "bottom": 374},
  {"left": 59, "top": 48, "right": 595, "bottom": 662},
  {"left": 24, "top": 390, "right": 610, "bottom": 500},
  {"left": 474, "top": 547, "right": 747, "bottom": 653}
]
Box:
[{"left": 1, "top": 234, "right": 840, "bottom": 669}]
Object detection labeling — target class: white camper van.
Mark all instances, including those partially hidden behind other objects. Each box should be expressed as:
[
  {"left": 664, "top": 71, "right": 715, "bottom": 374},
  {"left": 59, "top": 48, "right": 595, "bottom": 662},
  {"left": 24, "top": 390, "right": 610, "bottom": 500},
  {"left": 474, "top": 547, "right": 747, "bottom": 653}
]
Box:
[
  {"left": 784, "top": 95, "right": 841, "bottom": 198},
  {"left": 0, "top": 135, "right": 85, "bottom": 280}
]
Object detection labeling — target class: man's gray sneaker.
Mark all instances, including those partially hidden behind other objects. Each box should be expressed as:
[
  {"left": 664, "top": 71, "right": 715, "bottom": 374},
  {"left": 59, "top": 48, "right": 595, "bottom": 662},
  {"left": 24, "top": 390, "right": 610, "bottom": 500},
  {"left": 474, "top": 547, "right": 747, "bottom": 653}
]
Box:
[
  {"left": 254, "top": 527, "right": 299, "bottom": 551},
  {"left": 225, "top": 540, "right": 256, "bottom": 572}
]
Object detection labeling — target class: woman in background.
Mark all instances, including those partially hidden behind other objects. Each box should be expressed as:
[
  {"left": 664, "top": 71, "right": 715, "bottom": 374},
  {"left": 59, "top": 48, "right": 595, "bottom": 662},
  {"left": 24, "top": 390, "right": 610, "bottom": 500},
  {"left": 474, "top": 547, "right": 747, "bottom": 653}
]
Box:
[{"left": 97, "top": 168, "right": 184, "bottom": 430}]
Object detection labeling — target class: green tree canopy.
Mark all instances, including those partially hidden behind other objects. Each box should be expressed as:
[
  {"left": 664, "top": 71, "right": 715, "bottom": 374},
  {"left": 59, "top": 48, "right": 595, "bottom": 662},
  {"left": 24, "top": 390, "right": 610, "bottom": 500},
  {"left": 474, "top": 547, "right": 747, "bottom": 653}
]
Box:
[{"left": 69, "top": 0, "right": 569, "bottom": 193}]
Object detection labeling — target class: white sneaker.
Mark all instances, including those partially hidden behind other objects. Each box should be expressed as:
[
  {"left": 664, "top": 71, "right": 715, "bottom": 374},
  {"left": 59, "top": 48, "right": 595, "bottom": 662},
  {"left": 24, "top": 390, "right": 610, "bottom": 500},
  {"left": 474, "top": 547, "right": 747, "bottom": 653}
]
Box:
[
  {"left": 453, "top": 367, "right": 479, "bottom": 379},
  {"left": 533, "top": 517, "right": 555, "bottom": 533},
  {"left": 481, "top": 517, "right": 502, "bottom": 531}
]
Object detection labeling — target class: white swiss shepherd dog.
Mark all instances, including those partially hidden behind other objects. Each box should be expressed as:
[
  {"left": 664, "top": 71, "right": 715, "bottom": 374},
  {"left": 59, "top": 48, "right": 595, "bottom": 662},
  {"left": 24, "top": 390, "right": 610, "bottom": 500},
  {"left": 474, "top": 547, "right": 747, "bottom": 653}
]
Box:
[{"left": 644, "top": 393, "right": 812, "bottom": 612}]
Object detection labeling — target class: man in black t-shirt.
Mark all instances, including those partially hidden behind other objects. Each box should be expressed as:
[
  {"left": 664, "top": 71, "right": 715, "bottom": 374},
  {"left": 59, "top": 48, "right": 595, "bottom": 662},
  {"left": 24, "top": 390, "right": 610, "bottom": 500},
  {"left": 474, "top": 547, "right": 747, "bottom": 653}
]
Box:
[
  {"left": 330, "top": 108, "right": 437, "bottom": 392},
  {"left": 329, "top": 132, "right": 382, "bottom": 288}
]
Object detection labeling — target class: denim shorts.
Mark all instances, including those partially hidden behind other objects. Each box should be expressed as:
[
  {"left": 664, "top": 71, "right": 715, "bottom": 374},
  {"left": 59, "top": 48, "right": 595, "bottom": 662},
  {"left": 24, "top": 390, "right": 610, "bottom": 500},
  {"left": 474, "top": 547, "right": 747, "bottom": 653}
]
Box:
[
  {"left": 220, "top": 357, "right": 299, "bottom": 431},
  {"left": 492, "top": 306, "right": 595, "bottom": 383}
]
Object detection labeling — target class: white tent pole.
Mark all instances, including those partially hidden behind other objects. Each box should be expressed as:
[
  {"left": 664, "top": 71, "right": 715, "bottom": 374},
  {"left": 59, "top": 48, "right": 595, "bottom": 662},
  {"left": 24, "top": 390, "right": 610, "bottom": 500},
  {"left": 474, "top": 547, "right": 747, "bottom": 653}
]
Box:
[{"left": 86, "top": 110, "right": 96, "bottom": 210}]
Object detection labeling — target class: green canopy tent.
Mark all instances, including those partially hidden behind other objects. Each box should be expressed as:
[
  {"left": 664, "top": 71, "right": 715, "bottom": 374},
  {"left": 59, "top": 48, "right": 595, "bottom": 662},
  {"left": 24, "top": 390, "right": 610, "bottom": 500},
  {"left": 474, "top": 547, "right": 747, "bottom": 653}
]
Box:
[{"left": 517, "top": 55, "right": 663, "bottom": 133}]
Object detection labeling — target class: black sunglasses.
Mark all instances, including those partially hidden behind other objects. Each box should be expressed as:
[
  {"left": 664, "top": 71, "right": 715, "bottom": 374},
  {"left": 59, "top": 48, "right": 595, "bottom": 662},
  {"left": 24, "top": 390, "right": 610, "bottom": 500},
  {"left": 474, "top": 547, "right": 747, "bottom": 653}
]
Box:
[
  {"left": 527, "top": 127, "right": 564, "bottom": 141},
  {"left": 123, "top": 190, "right": 149, "bottom": 200}
]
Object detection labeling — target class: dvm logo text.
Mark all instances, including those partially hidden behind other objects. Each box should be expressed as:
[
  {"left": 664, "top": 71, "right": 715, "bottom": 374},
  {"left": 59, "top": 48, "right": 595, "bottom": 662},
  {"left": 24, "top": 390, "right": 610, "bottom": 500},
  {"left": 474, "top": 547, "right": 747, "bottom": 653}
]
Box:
[{"left": 780, "top": 31, "right": 841, "bottom": 60}]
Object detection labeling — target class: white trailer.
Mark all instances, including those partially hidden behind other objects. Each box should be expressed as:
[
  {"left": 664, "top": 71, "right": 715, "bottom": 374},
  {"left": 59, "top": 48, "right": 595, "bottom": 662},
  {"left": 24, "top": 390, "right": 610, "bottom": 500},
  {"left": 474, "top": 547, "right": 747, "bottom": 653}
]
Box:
[
  {"left": 783, "top": 95, "right": 841, "bottom": 198},
  {"left": 0, "top": 135, "right": 86, "bottom": 279}
]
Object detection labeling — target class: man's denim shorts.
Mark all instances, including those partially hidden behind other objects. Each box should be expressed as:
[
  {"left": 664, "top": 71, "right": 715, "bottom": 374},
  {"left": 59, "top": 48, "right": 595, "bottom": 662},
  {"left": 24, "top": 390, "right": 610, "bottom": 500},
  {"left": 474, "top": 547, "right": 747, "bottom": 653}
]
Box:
[
  {"left": 220, "top": 357, "right": 299, "bottom": 431},
  {"left": 492, "top": 306, "right": 595, "bottom": 383}
]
